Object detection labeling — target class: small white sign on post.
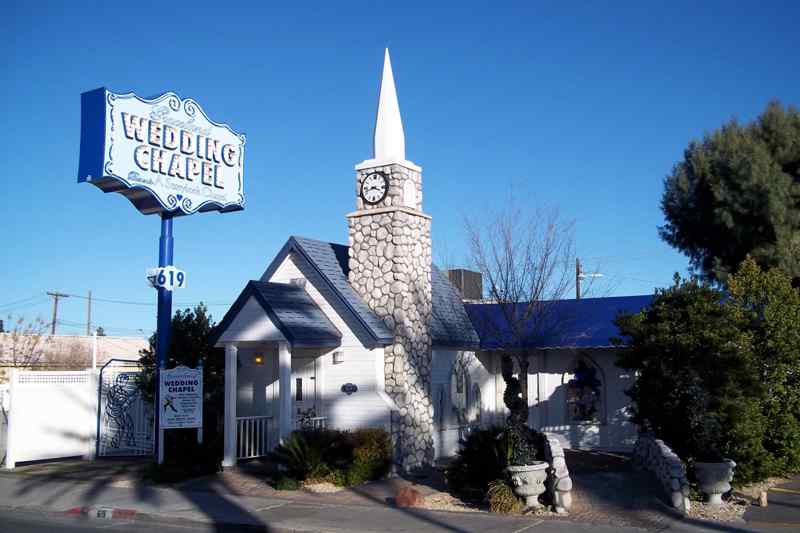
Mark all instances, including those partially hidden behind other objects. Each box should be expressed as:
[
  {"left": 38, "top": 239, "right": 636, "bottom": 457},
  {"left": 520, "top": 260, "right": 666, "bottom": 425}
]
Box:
[
  {"left": 147, "top": 266, "right": 186, "bottom": 290},
  {"left": 159, "top": 366, "right": 202, "bottom": 429}
]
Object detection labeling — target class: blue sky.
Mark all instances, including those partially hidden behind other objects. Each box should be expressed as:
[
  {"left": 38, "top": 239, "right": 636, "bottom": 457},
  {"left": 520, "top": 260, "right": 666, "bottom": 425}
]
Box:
[{"left": 1, "top": 1, "right": 797, "bottom": 337}]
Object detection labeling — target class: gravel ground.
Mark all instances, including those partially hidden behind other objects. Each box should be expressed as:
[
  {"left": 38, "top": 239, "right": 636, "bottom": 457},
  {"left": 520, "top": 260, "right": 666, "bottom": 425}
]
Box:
[{"left": 685, "top": 477, "right": 790, "bottom": 524}]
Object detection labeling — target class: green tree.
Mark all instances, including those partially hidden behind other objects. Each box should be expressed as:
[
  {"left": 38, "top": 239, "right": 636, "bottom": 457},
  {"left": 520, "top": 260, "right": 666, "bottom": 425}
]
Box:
[
  {"left": 660, "top": 101, "right": 800, "bottom": 284},
  {"left": 138, "top": 304, "right": 224, "bottom": 430},
  {"left": 614, "top": 275, "right": 770, "bottom": 482},
  {"left": 728, "top": 258, "right": 800, "bottom": 474}
]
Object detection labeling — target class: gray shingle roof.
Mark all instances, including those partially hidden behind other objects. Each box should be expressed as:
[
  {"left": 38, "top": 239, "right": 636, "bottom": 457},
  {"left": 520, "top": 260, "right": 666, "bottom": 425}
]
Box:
[
  {"left": 210, "top": 280, "right": 342, "bottom": 348},
  {"left": 260, "top": 236, "right": 479, "bottom": 349},
  {"left": 431, "top": 265, "right": 481, "bottom": 347}
]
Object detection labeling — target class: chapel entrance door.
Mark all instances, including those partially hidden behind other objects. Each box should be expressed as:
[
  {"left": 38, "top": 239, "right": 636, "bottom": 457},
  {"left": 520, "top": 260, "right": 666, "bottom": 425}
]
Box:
[{"left": 291, "top": 358, "right": 318, "bottom": 428}]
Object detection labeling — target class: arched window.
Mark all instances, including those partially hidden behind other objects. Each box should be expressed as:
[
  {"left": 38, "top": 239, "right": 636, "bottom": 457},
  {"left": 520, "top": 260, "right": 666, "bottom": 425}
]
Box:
[{"left": 565, "top": 357, "right": 603, "bottom": 423}]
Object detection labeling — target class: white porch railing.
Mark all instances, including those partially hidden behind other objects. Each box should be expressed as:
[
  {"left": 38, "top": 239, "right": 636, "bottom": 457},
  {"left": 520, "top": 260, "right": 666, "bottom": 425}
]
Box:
[{"left": 236, "top": 416, "right": 274, "bottom": 459}]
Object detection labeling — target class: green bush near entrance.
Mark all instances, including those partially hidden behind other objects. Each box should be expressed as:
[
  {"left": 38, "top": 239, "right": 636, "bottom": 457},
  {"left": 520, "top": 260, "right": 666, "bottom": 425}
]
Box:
[{"left": 269, "top": 427, "right": 392, "bottom": 488}]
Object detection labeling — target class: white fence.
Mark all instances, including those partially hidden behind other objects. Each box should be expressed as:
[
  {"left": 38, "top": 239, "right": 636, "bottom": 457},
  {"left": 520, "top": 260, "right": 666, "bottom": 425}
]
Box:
[
  {"left": 5, "top": 369, "right": 98, "bottom": 468},
  {"left": 3, "top": 364, "right": 153, "bottom": 469}
]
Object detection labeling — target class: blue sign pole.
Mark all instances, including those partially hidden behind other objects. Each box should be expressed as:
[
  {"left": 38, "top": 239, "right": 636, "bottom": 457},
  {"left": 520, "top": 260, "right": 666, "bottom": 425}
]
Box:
[{"left": 154, "top": 214, "right": 174, "bottom": 464}]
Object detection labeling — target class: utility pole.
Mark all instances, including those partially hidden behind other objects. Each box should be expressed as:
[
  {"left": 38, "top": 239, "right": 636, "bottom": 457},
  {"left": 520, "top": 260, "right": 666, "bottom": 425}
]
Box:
[
  {"left": 86, "top": 290, "right": 92, "bottom": 336},
  {"left": 46, "top": 291, "right": 70, "bottom": 335},
  {"left": 576, "top": 258, "right": 603, "bottom": 300}
]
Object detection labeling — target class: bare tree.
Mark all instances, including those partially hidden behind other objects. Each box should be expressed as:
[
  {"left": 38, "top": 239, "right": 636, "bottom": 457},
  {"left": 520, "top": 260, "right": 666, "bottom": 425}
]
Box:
[
  {"left": 465, "top": 198, "right": 577, "bottom": 428},
  {"left": 44, "top": 338, "right": 92, "bottom": 370},
  {"left": 0, "top": 315, "right": 53, "bottom": 381}
]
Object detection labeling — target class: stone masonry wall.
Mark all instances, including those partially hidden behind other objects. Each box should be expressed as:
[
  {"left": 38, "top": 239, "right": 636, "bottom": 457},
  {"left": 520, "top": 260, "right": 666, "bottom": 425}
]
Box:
[
  {"left": 632, "top": 433, "right": 691, "bottom": 514},
  {"left": 347, "top": 207, "right": 433, "bottom": 471},
  {"left": 355, "top": 163, "right": 422, "bottom": 211}
]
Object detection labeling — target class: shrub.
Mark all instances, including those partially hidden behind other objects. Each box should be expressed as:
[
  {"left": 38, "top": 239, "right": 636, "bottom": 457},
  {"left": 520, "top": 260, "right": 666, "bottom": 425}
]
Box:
[
  {"left": 350, "top": 428, "right": 392, "bottom": 482},
  {"left": 614, "top": 269, "right": 783, "bottom": 483},
  {"left": 446, "top": 427, "right": 510, "bottom": 495},
  {"left": 446, "top": 425, "right": 547, "bottom": 495},
  {"left": 275, "top": 476, "right": 300, "bottom": 490},
  {"left": 269, "top": 427, "right": 391, "bottom": 487},
  {"left": 147, "top": 429, "right": 223, "bottom": 483},
  {"left": 487, "top": 479, "right": 523, "bottom": 514}
]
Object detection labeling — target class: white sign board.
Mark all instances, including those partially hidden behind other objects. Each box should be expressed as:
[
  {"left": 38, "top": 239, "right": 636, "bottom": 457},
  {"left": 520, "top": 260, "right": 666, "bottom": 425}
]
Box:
[
  {"left": 78, "top": 88, "right": 245, "bottom": 216},
  {"left": 159, "top": 366, "right": 203, "bottom": 429},
  {"left": 147, "top": 266, "right": 186, "bottom": 290}
]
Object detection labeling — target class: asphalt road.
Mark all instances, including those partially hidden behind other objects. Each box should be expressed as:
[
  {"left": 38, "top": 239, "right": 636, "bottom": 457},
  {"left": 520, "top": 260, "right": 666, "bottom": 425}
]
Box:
[{"left": 0, "top": 508, "right": 273, "bottom": 533}]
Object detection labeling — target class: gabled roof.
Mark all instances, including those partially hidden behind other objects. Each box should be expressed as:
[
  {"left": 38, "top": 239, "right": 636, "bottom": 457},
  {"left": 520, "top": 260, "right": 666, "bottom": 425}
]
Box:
[
  {"left": 465, "top": 295, "right": 653, "bottom": 350},
  {"left": 261, "top": 236, "right": 394, "bottom": 349},
  {"left": 431, "top": 265, "right": 480, "bottom": 348},
  {"left": 210, "top": 280, "right": 342, "bottom": 348},
  {"left": 260, "top": 236, "right": 480, "bottom": 349}
]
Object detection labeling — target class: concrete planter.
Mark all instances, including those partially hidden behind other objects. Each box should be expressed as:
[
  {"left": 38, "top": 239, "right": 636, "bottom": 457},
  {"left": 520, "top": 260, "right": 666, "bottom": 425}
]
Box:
[
  {"left": 694, "top": 460, "right": 736, "bottom": 505},
  {"left": 507, "top": 462, "right": 549, "bottom": 509}
]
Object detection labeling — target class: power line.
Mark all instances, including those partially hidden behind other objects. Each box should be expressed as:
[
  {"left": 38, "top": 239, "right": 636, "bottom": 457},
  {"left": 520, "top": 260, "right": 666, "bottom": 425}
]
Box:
[
  {"left": 60, "top": 292, "right": 231, "bottom": 307},
  {"left": 0, "top": 294, "right": 46, "bottom": 309}
]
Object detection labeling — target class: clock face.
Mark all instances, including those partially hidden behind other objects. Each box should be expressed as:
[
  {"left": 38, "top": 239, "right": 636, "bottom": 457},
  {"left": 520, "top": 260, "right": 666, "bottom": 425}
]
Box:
[{"left": 360, "top": 172, "right": 388, "bottom": 205}]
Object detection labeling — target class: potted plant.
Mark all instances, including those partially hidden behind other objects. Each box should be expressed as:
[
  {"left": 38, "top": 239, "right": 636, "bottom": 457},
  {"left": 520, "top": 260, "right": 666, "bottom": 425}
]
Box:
[
  {"left": 504, "top": 421, "right": 548, "bottom": 509},
  {"left": 691, "top": 423, "right": 736, "bottom": 505}
]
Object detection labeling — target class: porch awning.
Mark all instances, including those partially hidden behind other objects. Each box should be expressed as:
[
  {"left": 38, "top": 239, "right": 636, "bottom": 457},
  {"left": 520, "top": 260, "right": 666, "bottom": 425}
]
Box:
[{"left": 211, "top": 280, "right": 342, "bottom": 348}]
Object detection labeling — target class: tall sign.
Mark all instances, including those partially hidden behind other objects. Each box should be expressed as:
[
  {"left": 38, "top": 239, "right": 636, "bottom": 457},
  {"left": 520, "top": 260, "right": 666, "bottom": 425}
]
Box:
[
  {"left": 78, "top": 88, "right": 245, "bottom": 215},
  {"left": 78, "top": 88, "right": 245, "bottom": 464}
]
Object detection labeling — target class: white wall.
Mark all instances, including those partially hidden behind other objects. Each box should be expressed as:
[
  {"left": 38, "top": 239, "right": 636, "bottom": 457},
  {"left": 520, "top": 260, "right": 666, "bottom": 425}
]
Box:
[
  {"left": 530, "top": 348, "right": 637, "bottom": 451},
  {"left": 251, "top": 255, "right": 395, "bottom": 432},
  {"left": 218, "top": 297, "right": 287, "bottom": 344},
  {"left": 431, "top": 349, "right": 496, "bottom": 459}
]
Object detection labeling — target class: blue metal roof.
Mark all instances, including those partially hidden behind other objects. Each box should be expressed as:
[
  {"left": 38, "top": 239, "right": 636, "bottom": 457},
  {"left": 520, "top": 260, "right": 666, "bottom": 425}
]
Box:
[
  {"left": 465, "top": 295, "right": 653, "bottom": 350},
  {"left": 210, "top": 280, "right": 342, "bottom": 348}
]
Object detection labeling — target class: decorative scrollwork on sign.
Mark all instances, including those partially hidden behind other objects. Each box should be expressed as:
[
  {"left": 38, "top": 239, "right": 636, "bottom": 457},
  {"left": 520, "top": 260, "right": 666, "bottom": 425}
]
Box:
[
  {"left": 167, "top": 95, "right": 180, "bottom": 111},
  {"left": 166, "top": 194, "right": 178, "bottom": 209},
  {"left": 181, "top": 196, "right": 192, "bottom": 211},
  {"left": 184, "top": 99, "right": 197, "bottom": 117}
]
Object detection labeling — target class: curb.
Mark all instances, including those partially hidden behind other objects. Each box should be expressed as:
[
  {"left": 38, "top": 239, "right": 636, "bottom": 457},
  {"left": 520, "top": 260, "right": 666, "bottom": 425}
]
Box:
[{"left": 63, "top": 506, "right": 138, "bottom": 520}]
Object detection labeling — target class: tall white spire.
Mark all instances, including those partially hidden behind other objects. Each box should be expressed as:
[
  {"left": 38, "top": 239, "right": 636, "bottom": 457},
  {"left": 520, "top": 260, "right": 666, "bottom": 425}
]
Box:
[{"left": 373, "top": 48, "right": 405, "bottom": 161}]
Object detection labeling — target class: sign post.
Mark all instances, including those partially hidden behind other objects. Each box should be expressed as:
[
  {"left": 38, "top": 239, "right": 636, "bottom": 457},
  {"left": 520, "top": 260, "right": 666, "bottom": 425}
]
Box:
[
  {"left": 155, "top": 214, "right": 174, "bottom": 464},
  {"left": 78, "top": 87, "right": 245, "bottom": 465}
]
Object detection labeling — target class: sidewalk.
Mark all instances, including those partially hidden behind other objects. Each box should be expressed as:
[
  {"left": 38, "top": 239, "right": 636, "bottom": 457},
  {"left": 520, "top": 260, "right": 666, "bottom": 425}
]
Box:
[{"left": 0, "top": 469, "right": 758, "bottom": 533}]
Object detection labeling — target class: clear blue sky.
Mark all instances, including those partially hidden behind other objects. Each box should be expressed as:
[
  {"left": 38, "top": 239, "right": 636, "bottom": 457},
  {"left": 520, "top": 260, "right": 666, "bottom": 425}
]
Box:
[{"left": 2, "top": 1, "right": 797, "bottom": 338}]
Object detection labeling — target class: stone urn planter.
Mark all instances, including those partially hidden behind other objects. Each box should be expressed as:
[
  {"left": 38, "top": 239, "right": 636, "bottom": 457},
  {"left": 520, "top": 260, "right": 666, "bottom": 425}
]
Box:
[
  {"left": 507, "top": 462, "right": 549, "bottom": 509},
  {"left": 694, "top": 459, "right": 736, "bottom": 505}
]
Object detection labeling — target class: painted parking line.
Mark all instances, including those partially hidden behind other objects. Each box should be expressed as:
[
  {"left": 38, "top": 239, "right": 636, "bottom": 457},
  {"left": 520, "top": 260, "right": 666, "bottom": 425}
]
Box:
[{"left": 770, "top": 487, "right": 800, "bottom": 495}]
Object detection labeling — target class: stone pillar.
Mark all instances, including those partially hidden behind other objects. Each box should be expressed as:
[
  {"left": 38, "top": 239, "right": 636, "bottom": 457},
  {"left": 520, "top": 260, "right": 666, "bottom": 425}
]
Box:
[
  {"left": 348, "top": 163, "right": 434, "bottom": 472},
  {"left": 222, "top": 343, "right": 238, "bottom": 468}
]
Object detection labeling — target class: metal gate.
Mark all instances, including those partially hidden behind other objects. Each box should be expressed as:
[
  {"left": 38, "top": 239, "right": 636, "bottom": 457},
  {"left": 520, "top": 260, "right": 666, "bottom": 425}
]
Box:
[{"left": 97, "top": 360, "right": 154, "bottom": 457}]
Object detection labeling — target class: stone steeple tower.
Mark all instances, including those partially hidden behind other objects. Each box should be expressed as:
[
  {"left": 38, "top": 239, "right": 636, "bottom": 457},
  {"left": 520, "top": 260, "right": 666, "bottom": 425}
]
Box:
[{"left": 347, "top": 49, "right": 434, "bottom": 471}]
